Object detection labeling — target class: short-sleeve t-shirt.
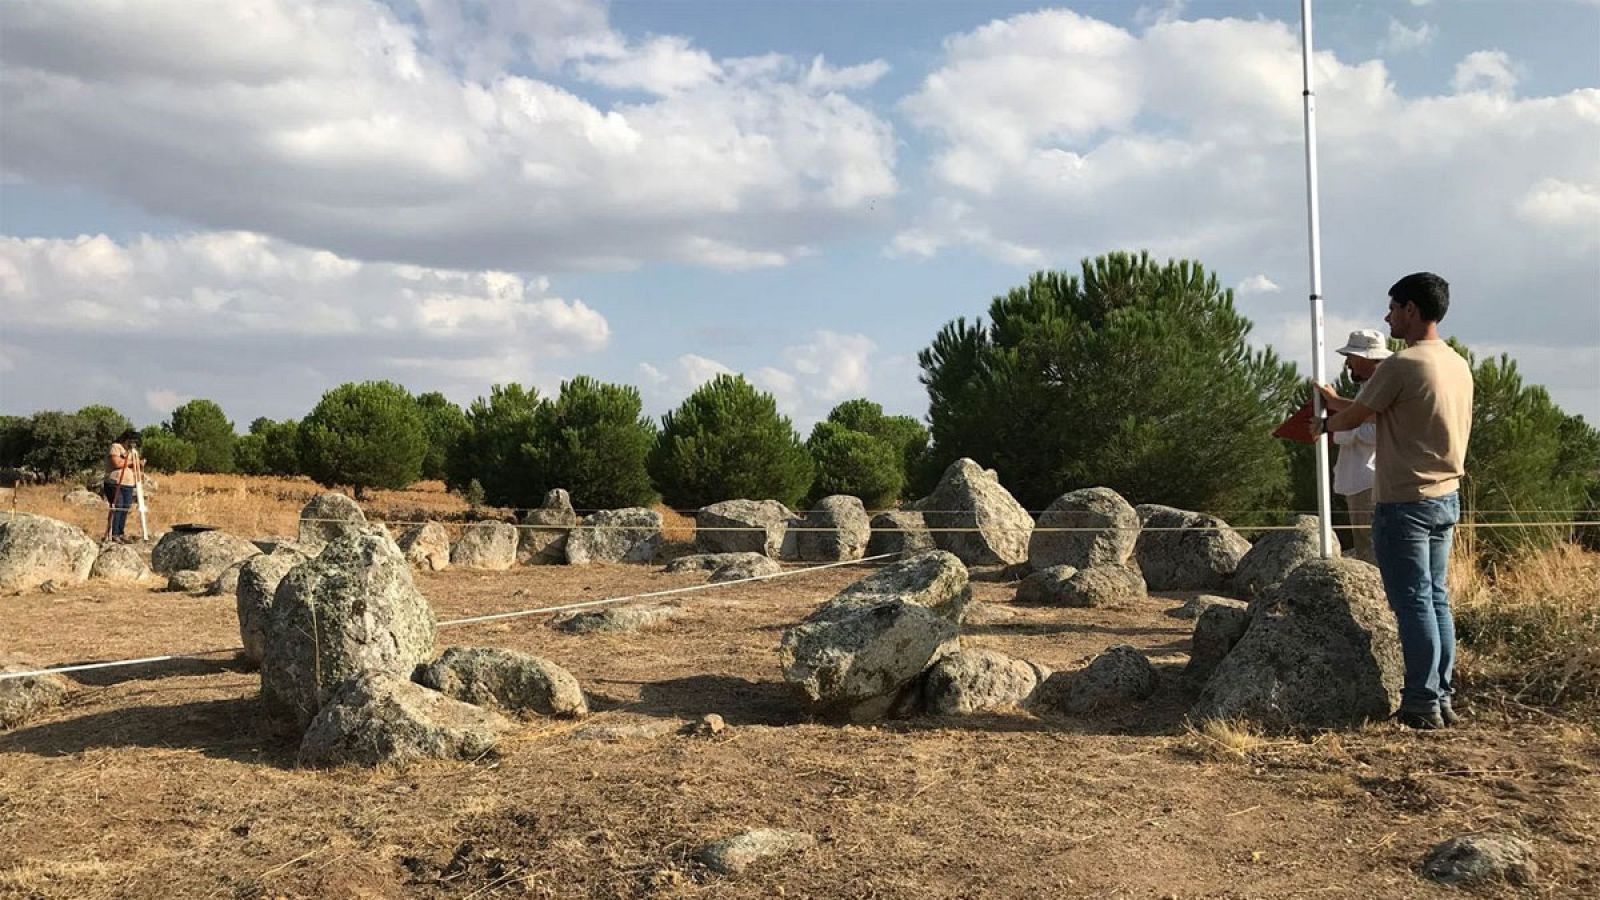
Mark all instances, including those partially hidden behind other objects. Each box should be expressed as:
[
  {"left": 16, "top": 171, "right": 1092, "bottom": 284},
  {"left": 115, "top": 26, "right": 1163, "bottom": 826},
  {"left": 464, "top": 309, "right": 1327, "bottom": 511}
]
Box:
[{"left": 1353, "top": 340, "right": 1474, "bottom": 503}]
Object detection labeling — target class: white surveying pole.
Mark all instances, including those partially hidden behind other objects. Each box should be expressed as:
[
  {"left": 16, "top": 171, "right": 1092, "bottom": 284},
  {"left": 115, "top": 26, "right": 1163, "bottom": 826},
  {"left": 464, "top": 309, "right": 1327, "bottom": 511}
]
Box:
[{"left": 1300, "top": 0, "right": 1336, "bottom": 558}]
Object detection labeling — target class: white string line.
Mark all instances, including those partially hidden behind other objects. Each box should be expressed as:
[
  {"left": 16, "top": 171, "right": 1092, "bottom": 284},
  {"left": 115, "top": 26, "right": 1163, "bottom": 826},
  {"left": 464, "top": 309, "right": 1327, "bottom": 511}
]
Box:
[
  {"left": 0, "top": 552, "right": 898, "bottom": 683},
  {"left": 216, "top": 517, "right": 1600, "bottom": 533}
]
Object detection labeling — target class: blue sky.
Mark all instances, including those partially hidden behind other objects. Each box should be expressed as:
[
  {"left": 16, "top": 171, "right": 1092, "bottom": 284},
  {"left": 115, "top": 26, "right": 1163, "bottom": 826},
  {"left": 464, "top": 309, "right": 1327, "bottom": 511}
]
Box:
[{"left": 2, "top": 0, "right": 1596, "bottom": 431}]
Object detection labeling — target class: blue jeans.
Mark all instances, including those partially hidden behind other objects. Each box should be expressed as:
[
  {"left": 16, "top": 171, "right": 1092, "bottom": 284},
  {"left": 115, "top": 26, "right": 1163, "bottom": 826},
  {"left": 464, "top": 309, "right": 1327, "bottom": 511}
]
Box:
[
  {"left": 103, "top": 483, "right": 135, "bottom": 536},
  {"left": 1371, "top": 492, "right": 1460, "bottom": 714}
]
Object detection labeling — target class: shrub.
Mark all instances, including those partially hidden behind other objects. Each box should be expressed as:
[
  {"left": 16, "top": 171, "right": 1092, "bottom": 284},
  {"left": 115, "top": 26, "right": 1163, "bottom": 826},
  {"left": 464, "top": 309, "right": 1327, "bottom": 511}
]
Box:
[
  {"left": 650, "top": 374, "right": 814, "bottom": 509},
  {"left": 919, "top": 252, "right": 1301, "bottom": 510},
  {"left": 448, "top": 383, "right": 542, "bottom": 508},
  {"left": 806, "top": 420, "right": 904, "bottom": 508},
  {"left": 414, "top": 392, "right": 470, "bottom": 482},
  {"left": 822, "top": 399, "right": 927, "bottom": 500},
  {"left": 12, "top": 406, "right": 130, "bottom": 480},
  {"left": 297, "top": 381, "right": 427, "bottom": 496},
  {"left": 248, "top": 417, "right": 302, "bottom": 476},
  {"left": 233, "top": 432, "right": 269, "bottom": 475},
  {"left": 527, "top": 376, "right": 657, "bottom": 509},
  {"left": 140, "top": 428, "right": 197, "bottom": 473},
  {"left": 168, "top": 399, "right": 236, "bottom": 473}
]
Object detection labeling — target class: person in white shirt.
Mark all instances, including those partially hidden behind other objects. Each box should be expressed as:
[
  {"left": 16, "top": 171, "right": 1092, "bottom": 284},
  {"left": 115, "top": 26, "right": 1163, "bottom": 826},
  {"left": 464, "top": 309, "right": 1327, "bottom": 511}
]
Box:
[{"left": 1330, "top": 329, "right": 1392, "bottom": 557}]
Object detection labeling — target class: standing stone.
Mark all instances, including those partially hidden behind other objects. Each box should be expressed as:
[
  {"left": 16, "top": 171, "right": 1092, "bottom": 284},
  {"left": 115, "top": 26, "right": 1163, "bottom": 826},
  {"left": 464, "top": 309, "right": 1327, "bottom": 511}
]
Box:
[
  {"left": 828, "top": 550, "right": 970, "bottom": 620},
  {"left": 397, "top": 522, "right": 451, "bottom": 572},
  {"left": 297, "top": 492, "right": 367, "bottom": 548},
  {"left": 922, "top": 649, "right": 1051, "bottom": 715},
  {"left": 1133, "top": 505, "right": 1252, "bottom": 591},
  {"left": 261, "top": 528, "right": 437, "bottom": 730},
  {"left": 236, "top": 547, "right": 311, "bottom": 665},
  {"left": 90, "top": 542, "right": 152, "bottom": 582},
  {"left": 866, "top": 510, "right": 936, "bottom": 557},
  {"left": 918, "top": 459, "right": 1032, "bottom": 566},
  {"left": 565, "top": 508, "right": 662, "bottom": 565},
  {"left": 150, "top": 529, "right": 259, "bottom": 579},
  {"left": 450, "top": 521, "right": 519, "bottom": 570},
  {"left": 695, "top": 500, "right": 797, "bottom": 557},
  {"left": 1056, "top": 645, "right": 1159, "bottom": 714},
  {"left": 519, "top": 489, "right": 578, "bottom": 564},
  {"left": 1028, "top": 487, "right": 1139, "bottom": 571},
  {"left": 0, "top": 514, "right": 98, "bottom": 592},
  {"left": 1184, "top": 603, "right": 1252, "bottom": 686},
  {"left": 796, "top": 495, "right": 871, "bottom": 562},
  {"left": 1, "top": 655, "right": 71, "bottom": 729},
  {"left": 416, "top": 646, "right": 587, "bottom": 718},
  {"left": 1192, "top": 558, "right": 1400, "bottom": 730},
  {"left": 1056, "top": 565, "right": 1147, "bottom": 608},
  {"left": 1233, "top": 515, "right": 1336, "bottom": 600},
  {"left": 1013, "top": 564, "right": 1079, "bottom": 605},
  {"left": 297, "top": 672, "right": 511, "bottom": 768}
]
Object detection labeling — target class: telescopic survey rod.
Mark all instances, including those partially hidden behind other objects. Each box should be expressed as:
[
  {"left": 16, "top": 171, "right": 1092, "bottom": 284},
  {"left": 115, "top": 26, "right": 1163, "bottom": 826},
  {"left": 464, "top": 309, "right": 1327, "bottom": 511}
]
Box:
[{"left": 1300, "top": 0, "right": 1337, "bottom": 559}]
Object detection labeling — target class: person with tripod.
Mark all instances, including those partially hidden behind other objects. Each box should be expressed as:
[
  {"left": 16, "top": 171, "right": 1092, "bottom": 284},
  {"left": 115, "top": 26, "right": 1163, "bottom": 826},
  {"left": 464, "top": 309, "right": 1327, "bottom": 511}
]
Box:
[{"left": 103, "top": 429, "right": 144, "bottom": 543}]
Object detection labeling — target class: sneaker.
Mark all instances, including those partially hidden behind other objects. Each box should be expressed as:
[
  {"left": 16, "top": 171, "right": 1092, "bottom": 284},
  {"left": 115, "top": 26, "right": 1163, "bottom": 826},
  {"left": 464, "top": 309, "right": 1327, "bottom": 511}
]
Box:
[
  {"left": 1439, "top": 697, "right": 1461, "bottom": 727},
  {"left": 1395, "top": 708, "right": 1445, "bottom": 730}
]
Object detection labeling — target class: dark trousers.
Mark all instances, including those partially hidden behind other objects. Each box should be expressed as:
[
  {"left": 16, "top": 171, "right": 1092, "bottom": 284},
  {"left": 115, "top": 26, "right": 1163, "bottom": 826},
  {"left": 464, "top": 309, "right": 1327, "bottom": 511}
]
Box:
[{"left": 102, "top": 483, "right": 136, "bottom": 536}]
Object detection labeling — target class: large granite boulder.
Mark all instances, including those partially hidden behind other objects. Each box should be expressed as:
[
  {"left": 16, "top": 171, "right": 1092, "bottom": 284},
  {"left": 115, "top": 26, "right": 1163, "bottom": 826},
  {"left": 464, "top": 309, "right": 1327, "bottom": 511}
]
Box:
[
  {"left": 1191, "top": 558, "right": 1400, "bottom": 730},
  {"left": 450, "top": 521, "right": 519, "bottom": 570},
  {"left": 1184, "top": 603, "right": 1252, "bottom": 686},
  {"left": 779, "top": 552, "right": 968, "bottom": 722},
  {"left": 150, "top": 529, "right": 259, "bottom": 579},
  {"left": 695, "top": 500, "right": 797, "bottom": 558},
  {"left": 796, "top": 495, "right": 871, "bottom": 562},
  {"left": 828, "top": 550, "right": 970, "bottom": 619},
  {"left": 236, "top": 546, "right": 312, "bottom": 665},
  {"left": 261, "top": 528, "right": 437, "bottom": 730},
  {"left": 297, "top": 492, "right": 367, "bottom": 548},
  {"left": 1057, "top": 565, "right": 1147, "bottom": 608},
  {"left": 0, "top": 514, "right": 98, "bottom": 592},
  {"left": 1029, "top": 487, "right": 1138, "bottom": 571},
  {"left": 1133, "top": 505, "right": 1251, "bottom": 591},
  {"left": 1, "top": 655, "right": 71, "bottom": 729},
  {"left": 297, "top": 672, "right": 511, "bottom": 768},
  {"left": 90, "top": 542, "right": 152, "bottom": 583},
  {"left": 397, "top": 522, "right": 451, "bottom": 572},
  {"left": 416, "top": 646, "right": 587, "bottom": 719},
  {"left": 1233, "top": 516, "right": 1335, "bottom": 600},
  {"left": 918, "top": 459, "right": 1032, "bottom": 566},
  {"left": 922, "top": 649, "right": 1050, "bottom": 715},
  {"left": 565, "top": 508, "right": 662, "bottom": 564},
  {"left": 865, "top": 510, "right": 936, "bottom": 557},
  {"left": 519, "top": 489, "right": 578, "bottom": 564}
]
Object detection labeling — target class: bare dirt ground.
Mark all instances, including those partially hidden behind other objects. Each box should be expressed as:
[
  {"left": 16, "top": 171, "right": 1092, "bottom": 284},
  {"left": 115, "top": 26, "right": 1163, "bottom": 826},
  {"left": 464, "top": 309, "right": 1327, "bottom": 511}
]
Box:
[{"left": 3, "top": 556, "right": 1596, "bottom": 899}]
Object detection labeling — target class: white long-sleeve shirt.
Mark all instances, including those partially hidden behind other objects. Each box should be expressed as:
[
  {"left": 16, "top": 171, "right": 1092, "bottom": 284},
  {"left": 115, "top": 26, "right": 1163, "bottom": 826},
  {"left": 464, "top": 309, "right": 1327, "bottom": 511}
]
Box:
[{"left": 1332, "top": 421, "right": 1378, "bottom": 496}]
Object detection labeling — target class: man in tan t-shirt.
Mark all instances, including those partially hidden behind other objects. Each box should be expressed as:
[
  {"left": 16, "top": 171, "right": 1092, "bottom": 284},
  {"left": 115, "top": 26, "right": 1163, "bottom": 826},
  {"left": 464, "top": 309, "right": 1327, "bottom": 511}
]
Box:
[{"left": 1312, "top": 272, "right": 1473, "bottom": 730}]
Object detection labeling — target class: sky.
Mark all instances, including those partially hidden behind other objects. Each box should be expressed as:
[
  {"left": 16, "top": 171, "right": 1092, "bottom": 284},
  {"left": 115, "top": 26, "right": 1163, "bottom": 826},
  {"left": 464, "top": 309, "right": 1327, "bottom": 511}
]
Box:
[{"left": 2, "top": 0, "right": 1597, "bottom": 433}]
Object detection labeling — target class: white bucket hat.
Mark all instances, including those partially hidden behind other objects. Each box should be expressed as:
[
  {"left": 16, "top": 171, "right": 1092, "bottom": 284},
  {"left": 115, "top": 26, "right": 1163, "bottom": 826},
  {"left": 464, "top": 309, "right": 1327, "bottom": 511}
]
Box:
[{"left": 1335, "top": 328, "right": 1393, "bottom": 360}]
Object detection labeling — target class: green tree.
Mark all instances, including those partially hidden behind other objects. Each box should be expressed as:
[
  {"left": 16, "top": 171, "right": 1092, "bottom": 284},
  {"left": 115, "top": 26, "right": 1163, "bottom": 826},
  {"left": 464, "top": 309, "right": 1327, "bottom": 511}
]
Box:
[
  {"left": 413, "top": 392, "right": 470, "bottom": 482},
  {"left": 248, "top": 417, "right": 301, "bottom": 476},
  {"left": 18, "top": 411, "right": 96, "bottom": 480},
  {"left": 448, "top": 383, "right": 543, "bottom": 507},
  {"left": 76, "top": 405, "right": 133, "bottom": 452},
  {"left": 650, "top": 374, "right": 814, "bottom": 509},
  {"left": 0, "top": 415, "right": 27, "bottom": 468},
  {"left": 140, "top": 427, "right": 197, "bottom": 473},
  {"left": 526, "top": 376, "right": 658, "bottom": 509},
  {"left": 168, "top": 399, "right": 236, "bottom": 473},
  {"left": 806, "top": 420, "right": 904, "bottom": 508},
  {"left": 297, "top": 381, "right": 427, "bottom": 497},
  {"left": 822, "top": 399, "right": 928, "bottom": 500},
  {"left": 919, "top": 252, "right": 1301, "bottom": 510},
  {"left": 233, "top": 433, "right": 269, "bottom": 475}
]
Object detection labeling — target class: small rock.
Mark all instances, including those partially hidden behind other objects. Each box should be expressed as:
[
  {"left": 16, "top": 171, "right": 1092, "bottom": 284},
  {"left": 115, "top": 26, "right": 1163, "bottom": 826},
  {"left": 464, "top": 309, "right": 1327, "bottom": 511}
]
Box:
[
  {"left": 1422, "top": 833, "right": 1536, "bottom": 887},
  {"left": 961, "top": 602, "right": 1016, "bottom": 625},
  {"left": 922, "top": 649, "right": 1050, "bottom": 715},
  {"left": 416, "top": 646, "right": 587, "bottom": 719},
  {"left": 166, "top": 569, "right": 210, "bottom": 593},
  {"left": 1056, "top": 645, "right": 1158, "bottom": 714},
  {"left": 709, "top": 554, "right": 782, "bottom": 583},
  {"left": 664, "top": 553, "right": 752, "bottom": 573},
  {"left": 1185, "top": 603, "right": 1253, "bottom": 686},
  {"left": 1166, "top": 594, "right": 1247, "bottom": 620},
  {"left": 63, "top": 488, "right": 107, "bottom": 508},
  {"left": 1, "top": 655, "right": 71, "bottom": 729},
  {"left": 205, "top": 559, "right": 247, "bottom": 596},
  {"left": 552, "top": 605, "right": 683, "bottom": 635},
  {"left": 90, "top": 543, "right": 152, "bottom": 582},
  {"left": 1013, "top": 564, "right": 1079, "bottom": 605},
  {"left": 1057, "top": 565, "right": 1146, "bottom": 608},
  {"left": 695, "top": 713, "right": 726, "bottom": 736},
  {"left": 698, "top": 829, "right": 816, "bottom": 876}
]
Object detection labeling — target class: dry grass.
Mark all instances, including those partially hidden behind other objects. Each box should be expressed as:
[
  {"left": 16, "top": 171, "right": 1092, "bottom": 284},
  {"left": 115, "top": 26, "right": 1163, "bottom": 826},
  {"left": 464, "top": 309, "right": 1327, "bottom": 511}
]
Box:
[{"left": 1453, "top": 534, "right": 1600, "bottom": 717}]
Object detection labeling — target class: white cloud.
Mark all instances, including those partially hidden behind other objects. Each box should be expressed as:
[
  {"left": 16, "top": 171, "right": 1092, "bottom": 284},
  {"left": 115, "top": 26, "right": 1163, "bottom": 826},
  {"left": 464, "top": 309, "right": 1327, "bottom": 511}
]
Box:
[
  {"left": 144, "top": 389, "right": 188, "bottom": 416},
  {"left": 0, "top": 0, "right": 897, "bottom": 273},
  {"left": 802, "top": 55, "right": 890, "bottom": 92},
  {"left": 0, "top": 230, "right": 611, "bottom": 420},
  {"left": 893, "top": 11, "right": 1600, "bottom": 425},
  {"left": 1451, "top": 50, "right": 1518, "bottom": 94},
  {"left": 1382, "top": 19, "right": 1437, "bottom": 54},
  {"left": 1238, "top": 274, "right": 1281, "bottom": 294}
]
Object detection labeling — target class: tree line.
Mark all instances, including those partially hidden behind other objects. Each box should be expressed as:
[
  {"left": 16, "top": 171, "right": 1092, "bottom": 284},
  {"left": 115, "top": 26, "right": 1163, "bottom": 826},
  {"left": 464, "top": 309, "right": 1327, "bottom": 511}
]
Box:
[{"left": 4, "top": 252, "right": 1595, "bottom": 549}]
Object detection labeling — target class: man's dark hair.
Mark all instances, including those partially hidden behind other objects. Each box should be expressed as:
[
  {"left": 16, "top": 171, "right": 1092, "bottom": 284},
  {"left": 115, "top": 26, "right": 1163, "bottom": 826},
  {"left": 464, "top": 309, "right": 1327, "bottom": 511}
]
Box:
[
  {"left": 117, "top": 428, "right": 142, "bottom": 447},
  {"left": 1389, "top": 272, "right": 1450, "bottom": 322}
]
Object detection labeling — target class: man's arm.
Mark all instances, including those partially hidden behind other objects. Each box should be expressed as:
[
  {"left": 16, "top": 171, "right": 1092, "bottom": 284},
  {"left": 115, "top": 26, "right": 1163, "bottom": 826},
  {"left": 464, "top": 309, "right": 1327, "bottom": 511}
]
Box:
[
  {"left": 1321, "top": 401, "right": 1376, "bottom": 435},
  {"left": 1311, "top": 381, "right": 1354, "bottom": 413}
]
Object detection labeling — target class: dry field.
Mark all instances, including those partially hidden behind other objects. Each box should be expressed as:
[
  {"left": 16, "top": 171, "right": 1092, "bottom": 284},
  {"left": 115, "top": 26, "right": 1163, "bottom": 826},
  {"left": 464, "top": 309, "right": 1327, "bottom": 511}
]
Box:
[{"left": 2, "top": 477, "right": 1597, "bottom": 899}]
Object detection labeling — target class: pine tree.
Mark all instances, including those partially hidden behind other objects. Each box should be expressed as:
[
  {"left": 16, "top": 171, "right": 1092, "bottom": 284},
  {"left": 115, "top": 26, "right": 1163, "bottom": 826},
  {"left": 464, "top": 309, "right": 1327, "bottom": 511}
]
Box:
[{"left": 650, "top": 374, "right": 814, "bottom": 509}]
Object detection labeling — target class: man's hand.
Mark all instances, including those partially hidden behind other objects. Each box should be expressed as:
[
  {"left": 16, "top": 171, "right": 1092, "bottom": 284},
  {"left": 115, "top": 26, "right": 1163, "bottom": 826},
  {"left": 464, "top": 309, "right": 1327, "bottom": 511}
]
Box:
[{"left": 1311, "top": 380, "right": 1353, "bottom": 413}]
